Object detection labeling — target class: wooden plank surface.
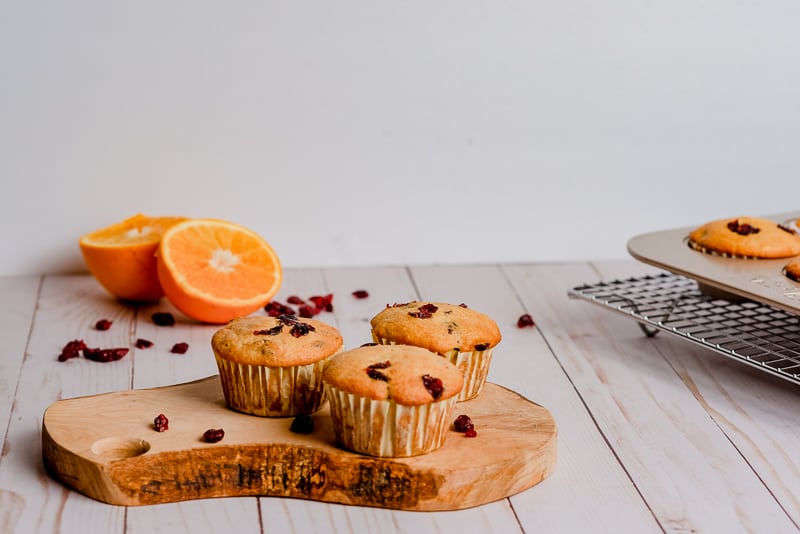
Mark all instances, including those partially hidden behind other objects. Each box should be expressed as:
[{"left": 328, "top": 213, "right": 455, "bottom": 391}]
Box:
[
  {"left": 593, "top": 261, "right": 800, "bottom": 530},
  {"left": 1, "top": 263, "right": 799, "bottom": 533},
  {"left": 506, "top": 261, "right": 799, "bottom": 533}
]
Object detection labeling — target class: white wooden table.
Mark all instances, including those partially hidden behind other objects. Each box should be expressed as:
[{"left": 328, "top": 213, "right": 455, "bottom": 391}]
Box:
[{"left": 2, "top": 261, "right": 799, "bottom": 533}]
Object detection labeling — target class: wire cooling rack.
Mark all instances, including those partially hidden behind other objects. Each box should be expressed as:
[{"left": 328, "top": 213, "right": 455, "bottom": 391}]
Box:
[{"left": 568, "top": 272, "right": 800, "bottom": 385}]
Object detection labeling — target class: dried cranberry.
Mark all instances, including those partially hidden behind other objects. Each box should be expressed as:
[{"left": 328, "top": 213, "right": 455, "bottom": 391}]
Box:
[
  {"left": 290, "top": 414, "right": 314, "bottom": 434},
  {"left": 154, "top": 413, "right": 169, "bottom": 432},
  {"left": 422, "top": 374, "right": 444, "bottom": 400},
  {"left": 464, "top": 427, "right": 478, "bottom": 438},
  {"left": 94, "top": 319, "right": 112, "bottom": 331},
  {"left": 517, "top": 314, "right": 535, "bottom": 328},
  {"left": 135, "top": 338, "right": 154, "bottom": 349},
  {"left": 367, "top": 369, "right": 389, "bottom": 381},
  {"left": 264, "top": 301, "right": 296, "bottom": 317},
  {"left": 290, "top": 323, "right": 314, "bottom": 337},
  {"left": 727, "top": 220, "right": 761, "bottom": 236},
  {"left": 298, "top": 305, "right": 318, "bottom": 318},
  {"left": 58, "top": 339, "right": 87, "bottom": 361},
  {"left": 360, "top": 342, "right": 378, "bottom": 347},
  {"left": 352, "top": 290, "right": 369, "bottom": 299},
  {"left": 454, "top": 414, "right": 474, "bottom": 432},
  {"left": 474, "top": 343, "right": 489, "bottom": 351},
  {"left": 409, "top": 303, "right": 438, "bottom": 319},
  {"left": 308, "top": 294, "right": 333, "bottom": 312},
  {"left": 170, "top": 342, "right": 189, "bottom": 354},
  {"left": 254, "top": 325, "right": 283, "bottom": 336},
  {"left": 287, "top": 295, "right": 305, "bottom": 305},
  {"left": 366, "top": 361, "right": 391, "bottom": 381},
  {"left": 84, "top": 347, "right": 129, "bottom": 362},
  {"left": 458, "top": 303, "right": 468, "bottom": 308},
  {"left": 151, "top": 312, "right": 175, "bottom": 326},
  {"left": 203, "top": 428, "right": 224, "bottom": 443}
]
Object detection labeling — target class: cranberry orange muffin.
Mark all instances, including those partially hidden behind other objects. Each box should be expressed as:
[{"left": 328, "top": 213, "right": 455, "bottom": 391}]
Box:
[
  {"left": 211, "top": 314, "right": 343, "bottom": 417},
  {"left": 784, "top": 257, "right": 800, "bottom": 283},
  {"left": 687, "top": 216, "right": 800, "bottom": 259},
  {"left": 322, "top": 344, "right": 463, "bottom": 457},
  {"left": 370, "top": 301, "right": 501, "bottom": 401}
]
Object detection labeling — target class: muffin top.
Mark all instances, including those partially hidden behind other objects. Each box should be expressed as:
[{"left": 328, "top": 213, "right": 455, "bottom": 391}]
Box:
[
  {"left": 687, "top": 216, "right": 800, "bottom": 259},
  {"left": 370, "top": 301, "right": 502, "bottom": 355},
  {"left": 322, "top": 344, "right": 464, "bottom": 406},
  {"left": 211, "top": 315, "right": 343, "bottom": 367}
]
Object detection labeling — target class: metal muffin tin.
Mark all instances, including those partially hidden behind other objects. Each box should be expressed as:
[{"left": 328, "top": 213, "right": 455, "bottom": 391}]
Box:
[
  {"left": 627, "top": 212, "right": 800, "bottom": 315},
  {"left": 569, "top": 212, "right": 800, "bottom": 386}
]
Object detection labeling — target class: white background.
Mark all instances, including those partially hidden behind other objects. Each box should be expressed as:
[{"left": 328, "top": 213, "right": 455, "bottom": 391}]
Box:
[{"left": 1, "top": 1, "right": 798, "bottom": 276}]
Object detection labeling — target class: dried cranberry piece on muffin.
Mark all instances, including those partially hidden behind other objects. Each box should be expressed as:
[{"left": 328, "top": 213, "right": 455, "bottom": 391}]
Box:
[
  {"left": 323, "top": 344, "right": 464, "bottom": 457},
  {"left": 369, "top": 301, "right": 501, "bottom": 401},
  {"left": 211, "top": 315, "right": 343, "bottom": 417},
  {"left": 687, "top": 216, "right": 800, "bottom": 259}
]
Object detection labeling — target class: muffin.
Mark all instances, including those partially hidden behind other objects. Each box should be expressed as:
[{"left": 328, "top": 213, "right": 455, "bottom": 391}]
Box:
[
  {"left": 687, "top": 216, "right": 800, "bottom": 259},
  {"left": 370, "top": 301, "right": 501, "bottom": 401},
  {"left": 211, "top": 314, "right": 343, "bottom": 417},
  {"left": 323, "top": 344, "right": 463, "bottom": 457},
  {"left": 784, "top": 257, "right": 800, "bottom": 283}
]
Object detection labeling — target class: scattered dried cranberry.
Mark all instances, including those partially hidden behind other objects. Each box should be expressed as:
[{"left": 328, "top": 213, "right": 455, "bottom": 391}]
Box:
[
  {"left": 352, "top": 290, "right": 369, "bottom": 299},
  {"left": 264, "top": 301, "right": 296, "bottom": 317},
  {"left": 517, "top": 314, "right": 535, "bottom": 328},
  {"left": 422, "top": 374, "right": 444, "bottom": 400},
  {"left": 287, "top": 295, "right": 306, "bottom": 305},
  {"left": 290, "top": 414, "right": 314, "bottom": 434},
  {"left": 409, "top": 303, "right": 439, "bottom": 319},
  {"left": 474, "top": 343, "right": 489, "bottom": 351},
  {"left": 308, "top": 294, "right": 333, "bottom": 312},
  {"left": 464, "top": 427, "right": 478, "bottom": 437},
  {"left": 170, "top": 342, "right": 189, "bottom": 354},
  {"left": 84, "top": 347, "right": 129, "bottom": 362},
  {"left": 151, "top": 312, "right": 175, "bottom": 326},
  {"left": 298, "top": 305, "right": 318, "bottom": 318},
  {"left": 366, "top": 360, "right": 391, "bottom": 381},
  {"left": 203, "top": 428, "right": 225, "bottom": 443},
  {"left": 154, "top": 413, "right": 169, "bottom": 432},
  {"left": 254, "top": 325, "right": 283, "bottom": 336},
  {"left": 135, "top": 338, "right": 154, "bottom": 349},
  {"left": 458, "top": 303, "right": 468, "bottom": 308},
  {"left": 360, "top": 342, "right": 378, "bottom": 347},
  {"left": 58, "top": 339, "right": 87, "bottom": 361},
  {"left": 454, "top": 414, "right": 474, "bottom": 432},
  {"left": 727, "top": 220, "right": 761, "bottom": 236},
  {"left": 94, "top": 319, "right": 112, "bottom": 331}
]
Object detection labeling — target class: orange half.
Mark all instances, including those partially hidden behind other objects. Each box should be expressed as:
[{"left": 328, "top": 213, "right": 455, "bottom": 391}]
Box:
[
  {"left": 156, "top": 218, "right": 282, "bottom": 324},
  {"left": 79, "top": 214, "right": 188, "bottom": 302}
]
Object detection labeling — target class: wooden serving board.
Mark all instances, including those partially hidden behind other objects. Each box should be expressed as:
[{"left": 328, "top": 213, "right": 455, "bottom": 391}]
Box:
[{"left": 42, "top": 376, "right": 557, "bottom": 511}]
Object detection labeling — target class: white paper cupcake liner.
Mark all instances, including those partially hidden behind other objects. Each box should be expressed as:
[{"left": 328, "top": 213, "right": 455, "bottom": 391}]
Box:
[
  {"left": 214, "top": 356, "right": 327, "bottom": 417},
  {"left": 325, "top": 383, "right": 456, "bottom": 457},
  {"left": 372, "top": 335, "right": 493, "bottom": 402}
]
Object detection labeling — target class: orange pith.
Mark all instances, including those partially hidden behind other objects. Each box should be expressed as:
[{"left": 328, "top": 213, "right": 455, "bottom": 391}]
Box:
[
  {"left": 156, "top": 219, "right": 282, "bottom": 324},
  {"left": 79, "top": 214, "right": 188, "bottom": 302}
]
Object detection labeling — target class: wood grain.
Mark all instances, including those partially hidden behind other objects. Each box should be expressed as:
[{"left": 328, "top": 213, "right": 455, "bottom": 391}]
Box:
[{"left": 42, "top": 376, "right": 556, "bottom": 511}]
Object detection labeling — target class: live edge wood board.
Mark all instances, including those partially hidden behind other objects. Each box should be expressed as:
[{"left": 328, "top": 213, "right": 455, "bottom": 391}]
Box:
[{"left": 41, "top": 376, "right": 557, "bottom": 511}]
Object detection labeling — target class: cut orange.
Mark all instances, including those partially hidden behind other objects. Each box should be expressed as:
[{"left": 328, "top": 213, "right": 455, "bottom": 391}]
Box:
[
  {"left": 156, "top": 218, "right": 282, "bottom": 324},
  {"left": 79, "top": 214, "right": 188, "bottom": 302}
]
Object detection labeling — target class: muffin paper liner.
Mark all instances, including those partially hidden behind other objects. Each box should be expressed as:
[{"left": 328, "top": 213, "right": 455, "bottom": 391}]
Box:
[
  {"left": 214, "top": 355, "right": 327, "bottom": 417},
  {"left": 372, "top": 335, "right": 494, "bottom": 402},
  {"left": 325, "top": 383, "right": 456, "bottom": 457}
]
